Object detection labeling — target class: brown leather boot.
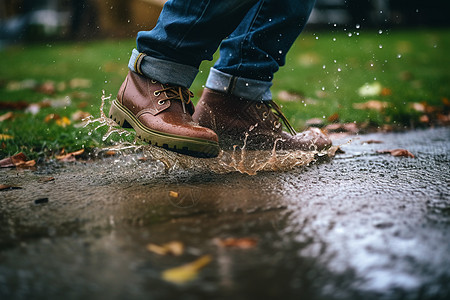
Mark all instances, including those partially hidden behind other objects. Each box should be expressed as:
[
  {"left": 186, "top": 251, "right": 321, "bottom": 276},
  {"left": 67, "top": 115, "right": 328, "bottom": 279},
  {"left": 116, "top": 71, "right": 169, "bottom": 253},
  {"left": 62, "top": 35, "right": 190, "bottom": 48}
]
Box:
[
  {"left": 109, "top": 71, "right": 220, "bottom": 158},
  {"left": 193, "top": 88, "right": 331, "bottom": 151}
]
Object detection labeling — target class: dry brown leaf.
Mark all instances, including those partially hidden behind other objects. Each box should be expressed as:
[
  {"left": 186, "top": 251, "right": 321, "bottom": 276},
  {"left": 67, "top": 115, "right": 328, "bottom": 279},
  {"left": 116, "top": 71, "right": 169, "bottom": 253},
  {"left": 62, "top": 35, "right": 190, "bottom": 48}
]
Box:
[
  {"left": 39, "top": 177, "right": 55, "bottom": 183},
  {"left": 36, "top": 81, "right": 56, "bottom": 95},
  {"left": 327, "top": 113, "right": 339, "bottom": 123},
  {"left": 0, "top": 112, "right": 14, "bottom": 122},
  {"left": 215, "top": 237, "right": 258, "bottom": 249},
  {"left": 44, "top": 114, "right": 60, "bottom": 123},
  {"left": 147, "top": 241, "right": 184, "bottom": 256},
  {"left": 0, "top": 101, "right": 29, "bottom": 110},
  {"left": 362, "top": 140, "right": 383, "bottom": 144},
  {"left": 0, "top": 152, "right": 27, "bottom": 167},
  {"left": 410, "top": 102, "right": 426, "bottom": 112},
  {"left": 162, "top": 255, "right": 212, "bottom": 284},
  {"left": 71, "top": 110, "right": 91, "bottom": 122},
  {"left": 419, "top": 115, "right": 430, "bottom": 123},
  {"left": 353, "top": 100, "right": 389, "bottom": 111},
  {"left": 55, "top": 149, "right": 85, "bottom": 161},
  {"left": 377, "top": 149, "right": 415, "bottom": 158},
  {"left": 381, "top": 87, "right": 392, "bottom": 96},
  {"left": 0, "top": 184, "right": 22, "bottom": 191}
]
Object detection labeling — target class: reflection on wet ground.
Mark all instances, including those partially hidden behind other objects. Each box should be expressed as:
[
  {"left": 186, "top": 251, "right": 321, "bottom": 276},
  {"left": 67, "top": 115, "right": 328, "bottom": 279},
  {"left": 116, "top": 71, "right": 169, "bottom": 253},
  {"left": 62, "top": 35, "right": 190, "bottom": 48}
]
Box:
[{"left": 0, "top": 127, "right": 449, "bottom": 300}]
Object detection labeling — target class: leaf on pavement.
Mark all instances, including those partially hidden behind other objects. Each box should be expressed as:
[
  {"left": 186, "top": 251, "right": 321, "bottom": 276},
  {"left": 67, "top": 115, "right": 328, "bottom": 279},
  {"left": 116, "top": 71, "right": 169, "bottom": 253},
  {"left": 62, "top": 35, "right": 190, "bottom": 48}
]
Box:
[
  {"left": 377, "top": 149, "right": 415, "bottom": 158},
  {"left": 0, "top": 152, "right": 35, "bottom": 168},
  {"left": 147, "top": 241, "right": 184, "bottom": 256},
  {"left": 215, "top": 237, "right": 258, "bottom": 249},
  {"left": 0, "top": 184, "right": 22, "bottom": 191},
  {"left": 353, "top": 100, "right": 389, "bottom": 111},
  {"left": 162, "top": 255, "right": 212, "bottom": 284},
  {"left": 55, "top": 149, "right": 84, "bottom": 162},
  {"left": 362, "top": 140, "right": 383, "bottom": 144}
]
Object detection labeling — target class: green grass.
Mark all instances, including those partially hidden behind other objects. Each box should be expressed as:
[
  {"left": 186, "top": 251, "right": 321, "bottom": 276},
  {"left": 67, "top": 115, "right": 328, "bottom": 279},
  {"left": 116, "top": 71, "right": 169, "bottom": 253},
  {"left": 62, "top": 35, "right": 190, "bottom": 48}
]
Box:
[{"left": 0, "top": 29, "right": 449, "bottom": 159}]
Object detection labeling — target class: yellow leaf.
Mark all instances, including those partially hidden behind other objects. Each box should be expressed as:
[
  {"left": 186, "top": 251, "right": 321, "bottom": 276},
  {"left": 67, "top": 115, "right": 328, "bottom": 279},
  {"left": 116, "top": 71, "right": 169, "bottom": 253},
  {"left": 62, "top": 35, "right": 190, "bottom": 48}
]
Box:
[
  {"left": 162, "top": 255, "right": 212, "bottom": 284},
  {"left": 169, "top": 191, "right": 179, "bottom": 198},
  {"left": 147, "top": 241, "right": 184, "bottom": 256},
  {"left": 56, "top": 116, "right": 71, "bottom": 127},
  {"left": 0, "top": 134, "right": 13, "bottom": 140}
]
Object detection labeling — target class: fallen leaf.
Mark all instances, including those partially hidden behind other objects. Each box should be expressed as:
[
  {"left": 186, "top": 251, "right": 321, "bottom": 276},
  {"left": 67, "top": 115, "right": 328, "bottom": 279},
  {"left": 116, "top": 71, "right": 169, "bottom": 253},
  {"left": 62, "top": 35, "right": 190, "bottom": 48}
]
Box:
[
  {"left": 277, "top": 90, "right": 304, "bottom": 102},
  {"left": 0, "top": 134, "right": 14, "bottom": 140},
  {"left": 36, "top": 81, "right": 56, "bottom": 95},
  {"left": 0, "top": 152, "right": 28, "bottom": 167},
  {"left": 419, "top": 115, "right": 430, "bottom": 123},
  {"left": 25, "top": 103, "right": 41, "bottom": 115},
  {"left": 69, "top": 78, "right": 92, "bottom": 89},
  {"left": 305, "top": 118, "right": 324, "bottom": 127},
  {"left": 6, "top": 79, "right": 38, "bottom": 91},
  {"left": 103, "top": 150, "right": 117, "bottom": 156},
  {"left": 0, "top": 184, "right": 22, "bottom": 191},
  {"left": 0, "top": 112, "right": 14, "bottom": 122},
  {"left": 353, "top": 100, "right": 389, "bottom": 111},
  {"left": 147, "top": 241, "right": 184, "bottom": 256},
  {"left": 169, "top": 191, "right": 179, "bottom": 198},
  {"left": 381, "top": 87, "right": 392, "bottom": 96},
  {"left": 55, "top": 116, "right": 71, "bottom": 127},
  {"left": 162, "top": 255, "right": 212, "bottom": 284},
  {"left": 358, "top": 82, "right": 382, "bottom": 97},
  {"left": 44, "top": 114, "right": 61, "bottom": 123},
  {"left": 324, "top": 123, "right": 359, "bottom": 134},
  {"left": 0, "top": 101, "right": 30, "bottom": 110},
  {"left": 327, "top": 113, "right": 339, "bottom": 123},
  {"left": 71, "top": 110, "right": 91, "bottom": 122},
  {"left": 377, "top": 149, "right": 415, "bottom": 158},
  {"left": 39, "top": 177, "right": 55, "bottom": 183},
  {"left": 55, "top": 149, "right": 85, "bottom": 161},
  {"left": 410, "top": 102, "right": 426, "bottom": 112},
  {"left": 215, "top": 237, "right": 258, "bottom": 249},
  {"left": 362, "top": 140, "right": 383, "bottom": 144}
]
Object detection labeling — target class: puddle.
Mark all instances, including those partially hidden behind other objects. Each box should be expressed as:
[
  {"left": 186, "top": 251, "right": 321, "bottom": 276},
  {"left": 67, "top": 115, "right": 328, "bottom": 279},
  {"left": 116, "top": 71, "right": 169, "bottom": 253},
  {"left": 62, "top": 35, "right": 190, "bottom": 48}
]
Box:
[{"left": 83, "top": 92, "right": 338, "bottom": 175}]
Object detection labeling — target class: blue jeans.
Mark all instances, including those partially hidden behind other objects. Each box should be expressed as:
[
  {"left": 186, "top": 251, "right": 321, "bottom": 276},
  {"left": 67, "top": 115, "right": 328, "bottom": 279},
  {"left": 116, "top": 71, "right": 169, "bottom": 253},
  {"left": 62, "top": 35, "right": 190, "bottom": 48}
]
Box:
[{"left": 128, "top": 0, "right": 315, "bottom": 101}]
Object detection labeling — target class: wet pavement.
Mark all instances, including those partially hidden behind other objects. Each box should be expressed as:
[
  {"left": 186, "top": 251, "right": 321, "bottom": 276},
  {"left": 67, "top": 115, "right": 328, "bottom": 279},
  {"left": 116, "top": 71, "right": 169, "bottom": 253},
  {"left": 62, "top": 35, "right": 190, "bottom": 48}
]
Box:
[{"left": 0, "top": 127, "right": 449, "bottom": 300}]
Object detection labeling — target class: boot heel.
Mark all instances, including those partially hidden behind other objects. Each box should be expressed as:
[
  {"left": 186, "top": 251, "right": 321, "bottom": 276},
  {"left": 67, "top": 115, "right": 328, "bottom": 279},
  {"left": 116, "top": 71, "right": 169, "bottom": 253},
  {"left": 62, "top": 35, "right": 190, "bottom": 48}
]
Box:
[{"left": 109, "top": 100, "right": 132, "bottom": 128}]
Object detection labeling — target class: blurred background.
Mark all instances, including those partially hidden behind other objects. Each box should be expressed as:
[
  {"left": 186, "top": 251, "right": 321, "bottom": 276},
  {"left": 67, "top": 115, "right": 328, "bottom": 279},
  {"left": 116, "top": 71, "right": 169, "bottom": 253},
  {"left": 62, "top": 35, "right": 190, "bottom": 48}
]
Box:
[{"left": 1, "top": 0, "right": 449, "bottom": 47}]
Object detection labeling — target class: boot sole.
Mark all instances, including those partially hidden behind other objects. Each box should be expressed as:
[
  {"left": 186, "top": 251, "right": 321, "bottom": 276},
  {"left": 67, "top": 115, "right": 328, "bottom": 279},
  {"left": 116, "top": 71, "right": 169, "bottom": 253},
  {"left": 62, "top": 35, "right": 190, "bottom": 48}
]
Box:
[{"left": 109, "top": 99, "right": 220, "bottom": 158}]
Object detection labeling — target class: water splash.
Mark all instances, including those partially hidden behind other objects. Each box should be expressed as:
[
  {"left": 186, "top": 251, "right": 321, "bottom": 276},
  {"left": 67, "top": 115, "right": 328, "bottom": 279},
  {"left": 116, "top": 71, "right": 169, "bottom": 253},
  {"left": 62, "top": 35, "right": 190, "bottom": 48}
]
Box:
[{"left": 85, "top": 92, "right": 337, "bottom": 175}]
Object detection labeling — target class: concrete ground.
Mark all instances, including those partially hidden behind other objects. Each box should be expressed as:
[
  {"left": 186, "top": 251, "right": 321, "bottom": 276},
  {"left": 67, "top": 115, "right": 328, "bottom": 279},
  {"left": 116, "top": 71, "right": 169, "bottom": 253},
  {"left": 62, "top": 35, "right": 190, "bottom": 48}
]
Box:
[{"left": 0, "top": 127, "right": 449, "bottom": 300}]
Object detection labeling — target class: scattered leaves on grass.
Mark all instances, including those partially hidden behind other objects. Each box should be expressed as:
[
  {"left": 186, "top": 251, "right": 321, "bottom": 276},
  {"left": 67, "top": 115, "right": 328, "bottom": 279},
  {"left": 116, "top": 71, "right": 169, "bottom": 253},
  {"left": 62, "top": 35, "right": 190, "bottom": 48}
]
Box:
[
  {"left": 162, "top": 255, "right": 212, "bottom": 284},
  {"left": 0, "top": 152, "right": 35, "bottom": 168},
  {"left": 0, "top": 101, "right": 30, "bottom": 110},
  {"left": 55, "top": 149, "right": 84, "bottom": 162},
  {"left": 147, "top": 241, "right": 184, "bottom": 256},
  {"left": 358, "top": 82, "right": 382, "bottom": 97},
  {"left": 377, "top": 149, "right": 415, "bottom": 158},
  {"left": 327, "top": 113, "right": 339, "bottom": 123},
  {"left": 353, "top": 100, "right": 389, "bottom": 111},
  {"left": 0, "top": 184, "right": 22, "bottom": 191},
  {"left": 0, "top": 134, "right": 14, "bottom": 140},
  {"left": 214, "top": 237, "right": 258, "bottom": 249},
  {"left": 0, "top": 112, "right": 14, "bottom": 122},
  {"left": 44, "top": 114, "right": 71, "bottom": 127}
]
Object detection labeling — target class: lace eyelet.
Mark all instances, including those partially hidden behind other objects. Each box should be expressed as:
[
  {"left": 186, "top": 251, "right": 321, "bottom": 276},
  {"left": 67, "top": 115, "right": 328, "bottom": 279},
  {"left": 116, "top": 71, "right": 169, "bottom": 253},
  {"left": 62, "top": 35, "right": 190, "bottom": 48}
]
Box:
[
  {"left": 151, "top": 79, "right": 157, "bottom": 83},
  {"left": 154, "top": 91, "right": 161, "bottom": 96},
  {"left": 273, "top": 121, "right": 281, "bottom": 129},
  {"left": 255, "top": 103, "right": 262, "bottom": 109},
  {"left": 262, "top": 111, "right": 269, "bottom": 119},
  {"left": 158, "top": 100, "right": 166, "bottom": 105}
]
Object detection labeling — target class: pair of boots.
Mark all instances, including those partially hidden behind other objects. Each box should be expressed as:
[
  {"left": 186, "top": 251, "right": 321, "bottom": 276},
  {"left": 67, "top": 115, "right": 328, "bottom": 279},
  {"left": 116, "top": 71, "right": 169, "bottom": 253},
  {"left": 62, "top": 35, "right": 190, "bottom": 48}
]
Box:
[{"left": 109, "top": 71, "right": 331, "bottom": 158}]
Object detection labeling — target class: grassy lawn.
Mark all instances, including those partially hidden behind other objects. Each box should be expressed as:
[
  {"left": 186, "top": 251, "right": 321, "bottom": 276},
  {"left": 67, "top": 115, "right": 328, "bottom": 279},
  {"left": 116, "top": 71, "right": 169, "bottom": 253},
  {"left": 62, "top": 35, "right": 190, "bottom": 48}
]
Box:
[{"left": 0, "top": 28, "right": 449, "bottom": 160}]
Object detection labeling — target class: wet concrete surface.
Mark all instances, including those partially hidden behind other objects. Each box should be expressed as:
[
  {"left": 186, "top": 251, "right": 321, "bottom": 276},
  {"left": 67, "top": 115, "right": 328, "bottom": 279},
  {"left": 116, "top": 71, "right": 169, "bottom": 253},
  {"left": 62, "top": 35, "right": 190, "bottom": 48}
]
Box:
[{"left": 0, "top": 127, "right": 449, "bottom": 300}]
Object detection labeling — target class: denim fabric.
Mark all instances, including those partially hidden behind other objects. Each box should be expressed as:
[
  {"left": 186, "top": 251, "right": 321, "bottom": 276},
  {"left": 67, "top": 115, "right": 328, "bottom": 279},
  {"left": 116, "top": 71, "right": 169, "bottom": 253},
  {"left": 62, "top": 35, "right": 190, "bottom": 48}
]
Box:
[{"left": 132, "top": 0, "right": 315, "bottom": 101}]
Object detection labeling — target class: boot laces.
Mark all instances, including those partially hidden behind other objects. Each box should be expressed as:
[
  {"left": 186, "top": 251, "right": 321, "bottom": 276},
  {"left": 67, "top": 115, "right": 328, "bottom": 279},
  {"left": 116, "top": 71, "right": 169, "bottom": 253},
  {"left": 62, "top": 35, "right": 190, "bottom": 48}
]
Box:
[
  {"left": 266, "top": 100, "right": 297, "bottom": 136},
  {"left": 155, "top": 85, "right": 194, "bottom": 114}
]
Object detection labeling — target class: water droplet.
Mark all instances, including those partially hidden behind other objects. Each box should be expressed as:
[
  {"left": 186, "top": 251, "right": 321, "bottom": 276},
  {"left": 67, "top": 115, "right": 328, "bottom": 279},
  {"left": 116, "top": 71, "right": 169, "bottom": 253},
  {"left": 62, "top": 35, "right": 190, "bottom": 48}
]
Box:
[
  {"left": 278, "top": 50, "right": 283, "bottom": 54},
  {"left": 322, "top": 65, "right": 326, "bottom": 69},
  {"left": 337, "top": 68, "right": 341, "bottom": 72},
  {"left": 348, "top": 33, "right": 352, "bottom": 37},
  {"left": 333, "top": 37, "right": 336, "bottom": 41},
  {"left": 315, "top": 36, "right": 319, "bottom": 40},
  {"left": 268, "top": 18, "right": 272, "bottom": 22},
  {"left": 379, "top": 44, "right": 383, "bottom": 49},
  {"left": 355, "top": 24, "right": 360, "bottom": 29},
  {"left": 245, "top": 83, "right": 249, "bottom": 87},
  {"left": 397, "top": 54, "right": 402, "bottom": 58},
  {"left": 378, "top": 29, "right": 383, "bottom": 34},
  {"left": 321, "top": 87, "right": 325, "bottom": 91}
]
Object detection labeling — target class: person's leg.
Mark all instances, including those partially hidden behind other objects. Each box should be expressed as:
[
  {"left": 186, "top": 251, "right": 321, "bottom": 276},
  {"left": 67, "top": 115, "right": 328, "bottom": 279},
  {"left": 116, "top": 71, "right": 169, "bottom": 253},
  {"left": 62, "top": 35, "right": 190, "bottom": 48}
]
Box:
[
  {"left": 110, "top": 0, "right": 260, "bottom": 157},
  {"left": 194, "top": 0, "right": 331, "bottom": 151}
]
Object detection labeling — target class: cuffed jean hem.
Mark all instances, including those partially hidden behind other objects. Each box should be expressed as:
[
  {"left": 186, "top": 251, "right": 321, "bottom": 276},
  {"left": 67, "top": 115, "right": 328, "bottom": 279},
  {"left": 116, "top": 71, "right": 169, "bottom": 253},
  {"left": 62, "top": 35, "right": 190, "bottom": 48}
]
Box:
[
  {"left": 128, "top": 49, "right": 199, "bottom": 88},
  {"left": 205, "top": 68, "right": 272, "bottom": 101}
]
